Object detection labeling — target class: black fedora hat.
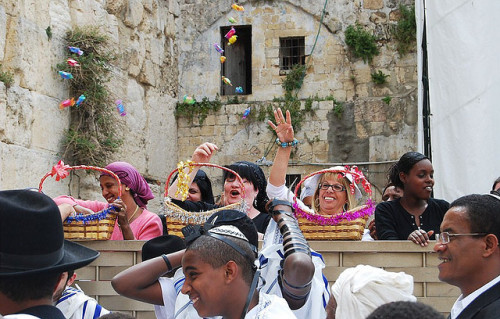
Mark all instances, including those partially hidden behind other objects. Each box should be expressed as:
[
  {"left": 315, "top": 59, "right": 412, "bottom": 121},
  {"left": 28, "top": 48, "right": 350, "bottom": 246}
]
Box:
[
  {"left": 141, "top": 235, "right": 186, "bottom": 261},
  {"left": 0, "top": 189, "right": 100, "bottom": 276}
]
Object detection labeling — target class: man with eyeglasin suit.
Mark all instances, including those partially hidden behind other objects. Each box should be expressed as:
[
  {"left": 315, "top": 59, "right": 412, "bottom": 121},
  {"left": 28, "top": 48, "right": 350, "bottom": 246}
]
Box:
[{"left": 433, "top": 194, "right": 500, "bottom": 318}]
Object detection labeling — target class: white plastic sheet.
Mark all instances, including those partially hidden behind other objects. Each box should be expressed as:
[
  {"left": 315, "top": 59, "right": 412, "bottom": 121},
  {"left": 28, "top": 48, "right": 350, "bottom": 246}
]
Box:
[{"left": 417, "top": 0, "right": 500, "bottom": 201}]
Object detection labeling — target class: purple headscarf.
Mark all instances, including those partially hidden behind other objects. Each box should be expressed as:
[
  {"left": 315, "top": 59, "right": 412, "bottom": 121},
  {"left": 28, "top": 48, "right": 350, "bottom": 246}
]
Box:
[{"left": 102, "top": 162, "right": 154, "bottom": 208}]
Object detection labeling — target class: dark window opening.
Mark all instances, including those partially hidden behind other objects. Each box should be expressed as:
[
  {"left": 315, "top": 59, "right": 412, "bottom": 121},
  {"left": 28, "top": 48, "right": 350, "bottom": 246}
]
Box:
[
  {"left": 220, "top": 25, "right": 252, "bottom": 96},
  {"left": 279, "top": 37, "right": 306, "bottom": 73}
]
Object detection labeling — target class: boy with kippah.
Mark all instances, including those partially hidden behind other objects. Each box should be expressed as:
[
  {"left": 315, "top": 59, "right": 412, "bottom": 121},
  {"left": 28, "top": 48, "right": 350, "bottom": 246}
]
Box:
[
  {"left": 112, "top": 209, "right": 260, "bottom": 318},
  {"left": 181, "top": 225, "right": 295, "bottom": 318}
]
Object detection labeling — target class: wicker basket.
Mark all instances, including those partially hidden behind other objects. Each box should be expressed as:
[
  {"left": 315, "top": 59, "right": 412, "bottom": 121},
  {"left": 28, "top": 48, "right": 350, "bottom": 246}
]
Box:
[
  {"left": 164, "top": 162, "right": 247, "bottom": 237},
  {"left": 293, "top": 166, "right": 374, "bottom": 240},
  {"left": 39, "top": 161, "right": 120, "bottom": 241}
]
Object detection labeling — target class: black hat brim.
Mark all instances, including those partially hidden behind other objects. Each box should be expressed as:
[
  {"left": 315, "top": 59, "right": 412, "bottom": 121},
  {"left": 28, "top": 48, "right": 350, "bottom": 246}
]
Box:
[{"left": 0, "top": 240, "right": 99, "bottom": 277}]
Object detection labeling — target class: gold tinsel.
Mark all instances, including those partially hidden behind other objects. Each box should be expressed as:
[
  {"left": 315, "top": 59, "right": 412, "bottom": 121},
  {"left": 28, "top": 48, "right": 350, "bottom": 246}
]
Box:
[{"left": 174, "top": 160, "right": 194, "bottom": 201}]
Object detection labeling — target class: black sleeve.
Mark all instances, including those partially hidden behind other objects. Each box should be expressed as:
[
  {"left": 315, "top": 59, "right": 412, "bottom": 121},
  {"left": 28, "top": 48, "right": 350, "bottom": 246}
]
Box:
[
  {"left": 170, "top": 199, "right": 218, "bottom": 212},
  {"left": 434, "top": 198, "right": 450, "bottom": 218},
  {"left": 375, "top": 201, "right": 401, "bottom": 240},
  {"left": 252, "top": 213, "right": 272, "bottom": 234}
]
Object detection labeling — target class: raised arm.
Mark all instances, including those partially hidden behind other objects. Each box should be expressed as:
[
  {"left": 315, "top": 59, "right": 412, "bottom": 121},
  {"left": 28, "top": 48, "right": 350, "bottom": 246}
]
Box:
[
  {"left": 167, "top": 142, "right": 218, "bottom": 199},
  {"left": 268, "top": 108, "right": 295, "bottom": 187},
  {"left": 111, "top": 250, "right": 185, "bottom": 305}
]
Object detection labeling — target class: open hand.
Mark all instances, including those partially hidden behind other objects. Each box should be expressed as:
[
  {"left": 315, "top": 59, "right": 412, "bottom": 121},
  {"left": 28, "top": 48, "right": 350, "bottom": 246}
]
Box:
[
  {"left": 268, "top": 108, "right": 294, "bottom": 143},
  {"left": 191, "top": 142, "right": 218, "bottom": 163}
]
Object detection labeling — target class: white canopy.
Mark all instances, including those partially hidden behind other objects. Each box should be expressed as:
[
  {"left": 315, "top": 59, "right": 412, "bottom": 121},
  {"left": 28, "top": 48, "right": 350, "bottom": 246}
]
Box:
[{"left": 416, "top": 0, "right": 500, "bottom": 201}]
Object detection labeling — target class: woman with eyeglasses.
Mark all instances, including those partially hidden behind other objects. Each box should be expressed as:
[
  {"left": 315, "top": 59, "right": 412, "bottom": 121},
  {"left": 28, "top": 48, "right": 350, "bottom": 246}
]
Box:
[
  {"left": 375, "top": 152, "right": 449, "bottom": 246},
  {"left": 267, "top": 108, "right": 358, "bottom": 217}
]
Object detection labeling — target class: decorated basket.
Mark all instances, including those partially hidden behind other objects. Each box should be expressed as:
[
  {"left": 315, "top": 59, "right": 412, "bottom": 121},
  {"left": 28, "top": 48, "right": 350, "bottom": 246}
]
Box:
[
  {"left": 164, "top": 161, "right": 247, "bottom": 237},
  {"left": 39, "top": 161, "right": 119, "bottom": 241},
  {"left": 293, "top": 166, "right": 374, "bottom": 240}
]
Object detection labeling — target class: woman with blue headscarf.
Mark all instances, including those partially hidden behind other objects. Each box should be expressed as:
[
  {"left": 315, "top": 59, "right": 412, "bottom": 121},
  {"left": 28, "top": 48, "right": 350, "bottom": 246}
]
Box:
[{"left": 54, "top": 162, "right": 162, "bottom": 240}]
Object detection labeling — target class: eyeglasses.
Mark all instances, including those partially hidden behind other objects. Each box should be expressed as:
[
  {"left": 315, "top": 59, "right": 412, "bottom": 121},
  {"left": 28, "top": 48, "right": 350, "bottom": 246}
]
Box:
[
  {"left": 436, "top": 232, "right": 487, "bottom": 244},
  {"left": 318, "top": 183, "right": 346, "bottom": 192}
]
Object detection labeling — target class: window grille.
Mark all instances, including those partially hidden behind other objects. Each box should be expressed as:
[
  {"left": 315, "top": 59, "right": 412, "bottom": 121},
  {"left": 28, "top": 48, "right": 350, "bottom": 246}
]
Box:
[{"left": 279, "top": 37, "right": 306, "bottom": 71}]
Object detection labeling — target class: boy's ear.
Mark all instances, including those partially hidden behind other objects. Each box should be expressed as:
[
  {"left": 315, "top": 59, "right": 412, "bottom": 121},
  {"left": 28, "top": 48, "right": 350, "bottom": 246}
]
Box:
[
  {"left": 224, "top": 261, "right": 239, "bottom": 283},
  {"left": 67, "top": 272, "right": 77, "bottom": 286}
]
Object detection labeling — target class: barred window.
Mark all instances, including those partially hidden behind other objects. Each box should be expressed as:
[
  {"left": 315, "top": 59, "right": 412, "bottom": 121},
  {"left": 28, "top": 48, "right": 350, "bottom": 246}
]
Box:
[{"left": 279, "top": 37, "right": 306, "bottom": 72}]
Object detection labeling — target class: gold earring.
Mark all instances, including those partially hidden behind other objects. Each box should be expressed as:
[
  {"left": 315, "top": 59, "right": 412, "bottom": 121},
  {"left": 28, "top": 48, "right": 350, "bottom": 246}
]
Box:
[{"left": 125, "top": 187, "right": 130, "bottom": 191}]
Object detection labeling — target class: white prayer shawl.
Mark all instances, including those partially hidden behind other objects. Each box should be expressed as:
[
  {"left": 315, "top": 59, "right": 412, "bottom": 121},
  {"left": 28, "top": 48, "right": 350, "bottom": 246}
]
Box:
[
  {"left": 331, "top": 264, "right": 417, "bottom": 319},
  {"left": 259, "top": 219, "right": 329, "bottom": 319},
  {"left": 155, "top": 277, "right": 176, "bottom": 319},
  {"left": 245, "top": 292, "right": 297, "bottom": 319},
  {"left": 55, "top": 286, "right": 110, "bottom": 319},
  {"left": 157, "top": 269, "right": 220, "bottom": 319}
]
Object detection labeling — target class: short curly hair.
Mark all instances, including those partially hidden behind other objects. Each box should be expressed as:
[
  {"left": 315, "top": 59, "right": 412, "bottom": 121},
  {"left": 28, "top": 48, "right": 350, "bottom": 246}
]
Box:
[{"left": 367, "top": 301, "right": 442, "bottom": 319}]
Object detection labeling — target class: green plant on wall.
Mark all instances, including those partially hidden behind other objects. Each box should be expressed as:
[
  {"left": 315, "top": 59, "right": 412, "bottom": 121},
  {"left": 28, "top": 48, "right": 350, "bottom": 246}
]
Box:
[
  {"left": 235, "top": 64, "right": 315, "bottom": 132},
  {"left": 392, "top": 4, "right": 416, "bottom": 56},
  {"left": 371, "top": 70, "right": 389, "bottom": 85},
  {"left": 175, "top": 95, "right": 222, "bottom": 125},
  {"left": 282, "top": 64, "right": 306, "bottom": 94},
  {"left": 382, "top": 95, "right": 392, "bottom": 105},
  {"left": 276, "top": 64, "right": 314, "bottom": 132},
  {"left": 0, "top": 64, "right": 14, "bottom": 87},
  {"left": 345, "top": 23, "right": 379, "bottom": 63},
  {"left": 333, "top": 99, "right": 344, "bottom": 119},
  {"left": 57, "top": 26, "right": 121, "bottom": 167}
]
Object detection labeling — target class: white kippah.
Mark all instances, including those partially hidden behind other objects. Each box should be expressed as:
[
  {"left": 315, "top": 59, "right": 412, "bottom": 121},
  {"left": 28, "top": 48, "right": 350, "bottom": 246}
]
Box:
[{"left": 208, "top": 225, "right": 249, "bottom": 242}]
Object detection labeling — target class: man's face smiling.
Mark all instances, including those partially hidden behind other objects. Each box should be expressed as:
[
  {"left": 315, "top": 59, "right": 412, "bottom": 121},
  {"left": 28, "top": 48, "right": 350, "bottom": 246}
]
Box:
[
  {"left": 181, "top": 250, "right": 226, "bottom": 317},
  {"left": 434, "top": 206, "right": 486, "bottom": 295}
]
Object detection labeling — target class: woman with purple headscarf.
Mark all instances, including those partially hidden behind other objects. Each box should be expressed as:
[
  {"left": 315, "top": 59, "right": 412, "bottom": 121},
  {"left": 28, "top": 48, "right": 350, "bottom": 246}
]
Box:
[{"left": 54, "top": 162, "right": 162, "bottom": 240}]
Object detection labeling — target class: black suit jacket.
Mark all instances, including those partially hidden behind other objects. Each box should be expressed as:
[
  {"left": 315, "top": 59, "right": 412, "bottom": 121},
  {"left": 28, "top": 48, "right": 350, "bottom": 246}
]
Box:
[
  {"left": 17, "top": 305, "right": 66, "bottom": 319},
  {"left": 453, "top": 281, "right": 500, "bottom": 319}
]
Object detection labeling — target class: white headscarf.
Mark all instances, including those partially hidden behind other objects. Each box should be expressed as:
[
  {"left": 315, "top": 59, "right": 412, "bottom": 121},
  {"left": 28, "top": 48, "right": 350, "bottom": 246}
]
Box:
[
  {"left": 300, "top": 166, "right": 363, "bottom": 200},
  {"left": 331, "top": 265, "right": 416, "bottom": 319}
]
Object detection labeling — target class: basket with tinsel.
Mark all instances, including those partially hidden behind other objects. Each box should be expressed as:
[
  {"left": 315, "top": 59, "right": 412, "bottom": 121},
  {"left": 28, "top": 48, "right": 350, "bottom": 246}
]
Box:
[
  {"left": 38, "top": 160, "right": 119, "bottom": 240},
  {"left": 164, "top": 161, "right": 247, "bottom": 237},
  {"left": 292, "top": 166, "right": 374, "bottom": 240}
]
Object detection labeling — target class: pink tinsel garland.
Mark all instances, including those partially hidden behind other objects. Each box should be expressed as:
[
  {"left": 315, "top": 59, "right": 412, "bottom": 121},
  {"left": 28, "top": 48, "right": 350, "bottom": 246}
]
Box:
[{"left": 293, "top": 199, "right": 375, "bottom": 226}]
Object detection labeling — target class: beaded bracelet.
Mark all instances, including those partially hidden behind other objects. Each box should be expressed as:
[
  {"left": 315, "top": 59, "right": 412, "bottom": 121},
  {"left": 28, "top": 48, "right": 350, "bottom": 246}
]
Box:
[{"left": 275, "top": 138, "right": 299, "bottom": 148}]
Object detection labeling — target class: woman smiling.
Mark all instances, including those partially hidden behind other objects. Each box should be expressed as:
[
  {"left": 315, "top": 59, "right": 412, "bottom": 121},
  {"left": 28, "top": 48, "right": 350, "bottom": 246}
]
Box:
[
  {"left": 266, "top": 108, "right": 359, "bottom": 217},
  {"left": 54, "top": 162, "right": 162, "bottom": 240},
  {"left": 375, "top": 152, "right": 449, "bottom": 246}
]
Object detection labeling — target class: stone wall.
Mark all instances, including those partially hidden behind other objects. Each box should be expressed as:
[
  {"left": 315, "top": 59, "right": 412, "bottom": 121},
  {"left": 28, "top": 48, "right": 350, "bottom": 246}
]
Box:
[
  {"left": 1, "top": 0, "right": 419, "bottom": 205},
  {"left": 0, "top": 0, "right": 179, "bottom": 212},
  {"left": 175, "top": 0, "right": 417, "bottom": 200}
]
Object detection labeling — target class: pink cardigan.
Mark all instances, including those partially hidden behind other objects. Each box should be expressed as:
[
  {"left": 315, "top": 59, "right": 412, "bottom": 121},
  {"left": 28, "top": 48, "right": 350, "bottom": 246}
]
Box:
[{"left": 54, "top": 195, "right": 163, "bottom": 240}]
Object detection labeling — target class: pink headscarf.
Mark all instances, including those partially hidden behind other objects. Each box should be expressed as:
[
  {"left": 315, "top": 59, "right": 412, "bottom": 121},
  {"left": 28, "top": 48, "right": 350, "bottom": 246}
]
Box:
[{"left": 103, "top": 162, "right": 154, "bottom": 208}]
